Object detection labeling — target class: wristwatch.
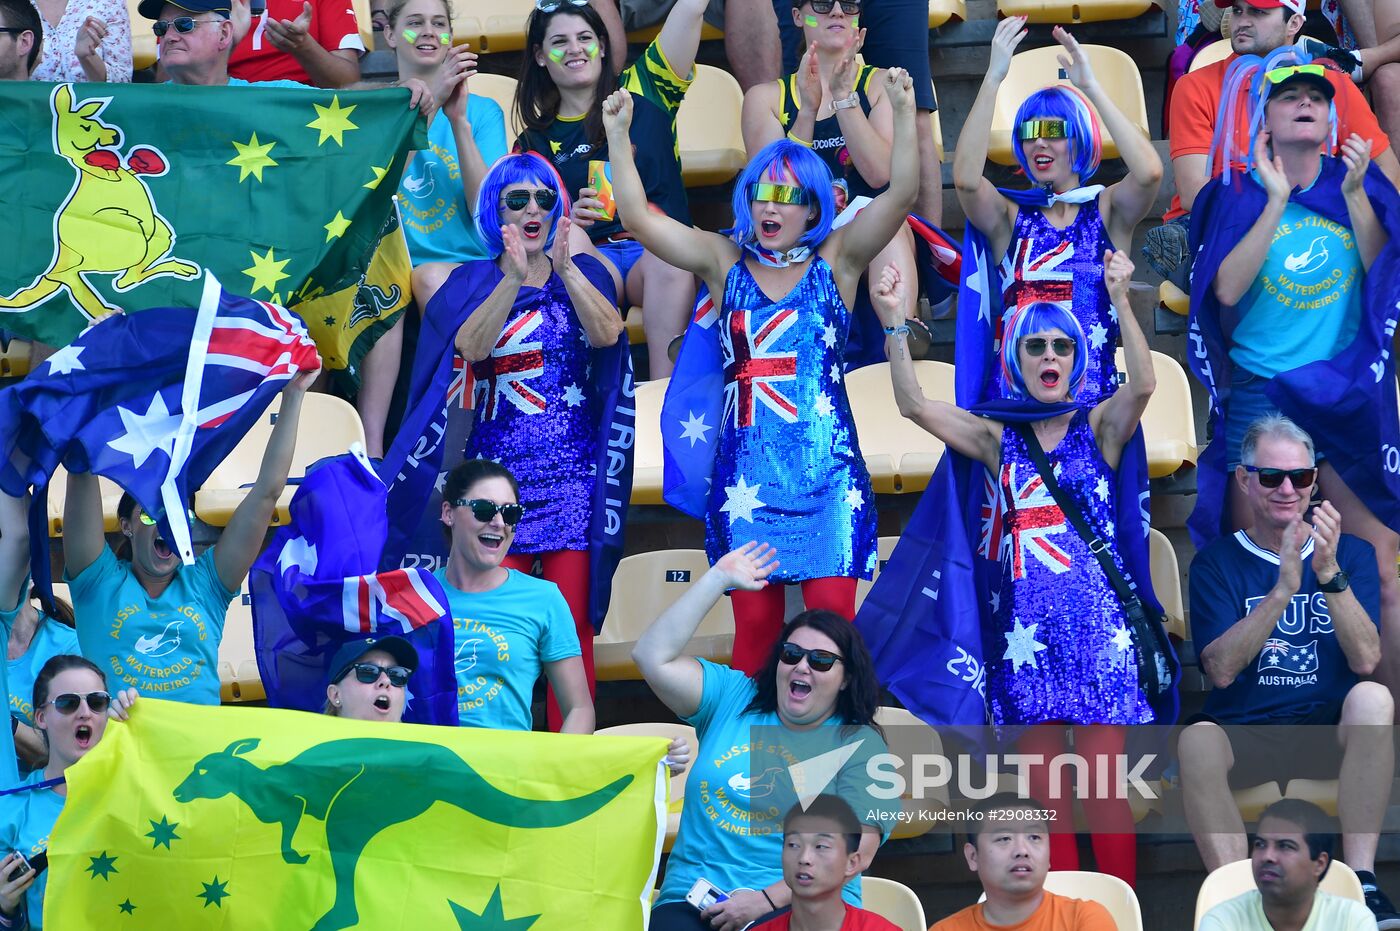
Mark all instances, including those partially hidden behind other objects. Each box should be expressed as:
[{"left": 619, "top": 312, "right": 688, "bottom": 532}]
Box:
[
  {"left": 831, "top": 94, "right": 861, "bottom": 111},
  {"left": 1319, "top": 569, "right": 1350, "bottom": 593}
]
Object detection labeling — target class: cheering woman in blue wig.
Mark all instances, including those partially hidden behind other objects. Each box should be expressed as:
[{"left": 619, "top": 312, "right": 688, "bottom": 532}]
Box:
[
  {"left": 954, "top": 19, "right": 1162, "bottom": 405},
  {"left": 1189, "top": 51, "right": 1400, "bottom": 686},
  {"left": 602, "top": 69, "right": 918, "bottom": 672}
]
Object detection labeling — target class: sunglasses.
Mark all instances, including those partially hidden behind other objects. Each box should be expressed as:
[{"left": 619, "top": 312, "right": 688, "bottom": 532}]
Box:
[
  {"left": 1021, "top": 336, "right": 1076, "bottom": 358},
  {"left": 1017, "top": 118, "right": 1069, "bottom": 141},
  {"left": 137, "top": 508, "right": 196, "bottom": 526},
  {"left": 749, "top": 182, "right": 809, "bottom": 205},
  {"left": 1265, "top": 63, "right": 1326, "bottom": 85},
  {"left": 534, "top": 0, "right": 588, "bottom": 10},
  {"left": 152, "top": 16, "right": 222, "bottom": 36},
  {"left": 1244, "top": 465, "right": 1318, "bottom": 489},
  {"left": 42, "top": 692, "right": 111, "bottom": 715},
  {"left": 347, "top": 663, "right": 411, "bottom": 687},
  {"left": 807, "top": 0, "right": 862, "bottom": 13},
  {"left": 452, "top": 498, "right": 526, "bottom": 526},
  {"left": 0, "top": 27, "right": 32, "bottom": 37},
  {"left": 779, "top": 642, "right": 844, "bottom": 673},
  {"left": 501, "top": 188, "right": 559, "bottom": 212}
]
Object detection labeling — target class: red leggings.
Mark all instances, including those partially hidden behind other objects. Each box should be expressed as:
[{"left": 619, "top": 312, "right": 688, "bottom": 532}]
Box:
[
  {"left": 1014, "top": 724, "right": 1137, "bottom": 887},
  {"left": 728, "top": 577, "right": 857, "bottom": 674},
  {"left": 503, "top": 550, "right": 593, "bottom": 732}
]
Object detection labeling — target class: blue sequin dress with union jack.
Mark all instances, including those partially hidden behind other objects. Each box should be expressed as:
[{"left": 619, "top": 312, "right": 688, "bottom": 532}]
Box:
[
  {"left": 705, "top": 257, "right": 877, "bottom": 580},
  {"left": 981, "top": 410, "right": 1153, "bottom": 725},
  {"left": 461, "top": 256, "right": 613, "bottom": 553}
]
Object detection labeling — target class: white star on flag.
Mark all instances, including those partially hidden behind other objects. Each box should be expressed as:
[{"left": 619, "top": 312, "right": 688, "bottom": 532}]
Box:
[
  {"left": 679, "top": 410, "right": 712, "bottom": 446},
  {"left": 1088, "top": 322, "right": 1108, "bottom": 351},
  {"left": 1110, "top": 625, "right": 1133, "bottom": 653},
  {"left": 562, "top": 383, "right": 585, "bottom": 407},
  {"left": 1095, "top": 477, "right": 1109, "bottom": 502},
  {"left": 107, "top": 393, "right": 183, "bottom": 469},
  {"left": 45, "top": 344, "right": 86, "bottom": 375},
  {"left": 844, "top": 487, "right": 863, "bottom": 511},
  {"left": 278, "top": 535, "right": 318, "bottom": 576},
  {"left": 829, "top": 363, "right": 842, "bottom": 383},
  {"left": 821, "top": 324, "right": 837, "bottom": 349},
  {"left": 989, "top": 590, "right": 1001, "bottom": 613},
  {"left": 814, "top": 393, "right": 835, "bottom": 417},
  {"left": 434, "top": 470, "right": 448, "bottom": 493},
  {"left": 720, "top": 475, "right": 765, "bottom": 524},
  {"left": 967, "top": 243, "right": 992, "bottom": 323},
  {"left": 1109, "top": 302, "right": 1119, "bottom": 323},
  {"left": 1003, "top": 619, "right": 1047, "bottom": 672}
]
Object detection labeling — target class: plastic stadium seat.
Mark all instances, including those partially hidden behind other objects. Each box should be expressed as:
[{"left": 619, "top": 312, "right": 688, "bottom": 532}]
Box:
[
  {"left": 1148, "top": 528, "right": 1185, "bottom": 641},
  {"left": 632, "top": 378, "right": 666, "bottom": 505},
  {"left": 470, "top": 73, "right": 523, "bottom": 151},
  {"left": 1194, "top": 858, "right": 1364, "bottom": 929},
  {"left": 351, "top": 0, "right": 374, "bottom": 59},
  {"left": 128, "top": 0, "right": 156, "bottom": 71},
  {"left": 596, "top": 722, "right": 697, "bottom": 851},
  {"left": 987, "top": 45, "right": 1150, "bottom": 166},
  {"left": 0, "top": 339, "right": 30, "bottom": 378},
  {"left": 846, "top": 360, "right": 954, "bottom": 494},
  {"left": 623, "top": 306, "right": 646, "bottom": 344},
  {"left": 46, "top": 466, "right": 124, "bottom": 536},
  {"left": 1043, "top": 872, "right": 1144, "bottom": 930},
  {"left": 1281, "top": 778, "right": 1341, "bottom": 817},
  {"left": 625, "top": 20, "right": 724, "bottom": 43},
  {"left": 873, "top": 705, "right": 949, "bottom": 840},
  {"left": 678, "top": 64, "right": 747, "bottom": 187},
  {"left": 997, "top": 0, "right": 1157, "bottom": 23},
  {"left": 594, "top": 549, "right": 734, "bottom": 680},
  {"left": 853, "top": 536, "right": 900, "bottom": 612},
  {"left": 218, "top": 584, "right": 266, "bottom": 703},
  {"left": 193, "top": 393, "right": 365, "bottom": 527},
  {"left": 863, "top": 877, "right": 927, "bottom": 931},
  {"left": 1159, "top": 279, "right": 1189, "bottom": 317},
  {"left": 929, "top": 0, "right": 968, "bottom": 28},
  {"left": 1189, "top": 39, "right": 1233, "bottom": 73},
  {"left": 478, "top": 0, "right": 534, "bottom": 52},
  {"left": 932, "top": 103, "right": 946, "bottom": 163},
  {"left": 1115, "top": 347, "right": 1198, "bottom": 479}
]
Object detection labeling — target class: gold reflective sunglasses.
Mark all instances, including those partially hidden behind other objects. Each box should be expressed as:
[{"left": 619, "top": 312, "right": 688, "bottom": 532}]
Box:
[
  {"left": 1017, "top": 118, "right": 1069, "bottom": 141},
  {"left": 748, "top": 182, "right": 809, "bottom": 205}
]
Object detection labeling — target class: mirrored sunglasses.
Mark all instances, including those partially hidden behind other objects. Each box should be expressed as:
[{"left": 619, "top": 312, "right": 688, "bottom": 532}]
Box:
[
  {"left": 748, "top": 182, "right": 809, "bottom": 205},
  {"left": 807, "top": 0, "right": 862, "bottom": 13},
  {"left": 501, "top": 188, "right": 559, "bottom": 211},
  {"left": 152, "top": 16, "right": 221, "bottom": 36},
  {"left": 534, "top": 0, "right": 588, "bottom": 10},
  {"left": 137, "top": 508, "right": 196, "bottom": 526},
  {"left": 1017, "top": 118, "right": 1069, "bottom": 141},
  {"left": 1021, "top": 336, "right": 1076, "bottom": 358},
  {"left": 349, "top": 663, "right": 411, "bottom": 687},
  {"left": 451, "top": 498, "right": 526, "bottom": 526},
  {"left": 778, "top": 642, "right": 843, "bottom": 672},
  {"left": 44, "top": 691, "right": 111, "bottom": 715},
  {"left": 1244, "top": 465, "right": 1318, "bottom": 489}
]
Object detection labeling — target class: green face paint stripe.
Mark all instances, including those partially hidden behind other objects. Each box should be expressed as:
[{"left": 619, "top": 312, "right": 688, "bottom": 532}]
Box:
[
  {"left": 401, "top": 28, "right": 417, "bottom": 42},
  {"left": 804, "top": 14, "right": 818, "bottom": 25},
  {"left": 850, "top": 14, "right": 858, "bottom": 25},
  {"left": 547, "top": 46, "right": 566, "bottom": 62},
  {"left": 584, "top": 41, "right": 599, "bottom": 58},
  {"left": 439, "top": 32, "right": 450, "bottom": 44}
]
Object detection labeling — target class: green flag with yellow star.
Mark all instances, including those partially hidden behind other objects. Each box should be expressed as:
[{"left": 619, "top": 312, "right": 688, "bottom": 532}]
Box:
[
  {"left": 44, "top": 699, "right": 668, "bottom": 929},
  {"left": 0, "top": 81, "right": 427, "bottom": 388}
]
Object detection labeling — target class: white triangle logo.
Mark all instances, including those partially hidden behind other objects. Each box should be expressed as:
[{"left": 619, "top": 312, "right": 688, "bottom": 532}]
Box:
[{"left": 787, "top": 739, "right": 864, "bottom": 810}]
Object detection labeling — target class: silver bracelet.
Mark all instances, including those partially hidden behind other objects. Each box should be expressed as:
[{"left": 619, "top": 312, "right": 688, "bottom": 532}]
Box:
[{"left": 883, "top": 324, "right": 910, "bottom": 337}]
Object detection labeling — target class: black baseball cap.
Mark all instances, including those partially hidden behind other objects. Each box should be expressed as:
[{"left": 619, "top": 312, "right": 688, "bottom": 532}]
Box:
[
  {"left": 138, "top": 0, "right": 232, "bottom": 21},
  {"left": 326, "top": 635, "right": 419, "bottom": 686}
]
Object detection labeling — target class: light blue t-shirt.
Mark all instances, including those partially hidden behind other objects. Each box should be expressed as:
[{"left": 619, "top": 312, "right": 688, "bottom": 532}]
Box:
[
  {"left": 0, "top": 603, "right": 18, "bottom": 788},
  {"left": 655, "top": 660, "right": 894, "bottom": 908},
  {"left": 433, "top": 568, "right": 580, "bottom": 731},
  {"left": 0, "top": 770, "right": 64, "bottom": 929},
  {"left": 1230, "top": 199, "right": 1365, "bottom": 379},
  {"left": 400, "top": 101, "right": 508, "bottom": 266},
  {"left": 2, "top": 610, "right": 80, "bottom": 728},
  {"left": 66, "top": 545, "right": 235, "bottom": 705}
]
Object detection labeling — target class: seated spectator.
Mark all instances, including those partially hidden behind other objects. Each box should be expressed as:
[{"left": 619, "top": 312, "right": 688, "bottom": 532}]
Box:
[
  {"left": 1199, "top": 799, "right": 1377, "bottom": 930},
  {"left": 28, "top": 0, "right": 131, "bottom": 82},
  {"left": 60, "top": 367, "right": 316, "bottom": 704},
  {"left": 226, "top": 0, "right": 362, "bottom": 86},
  {"left": 0, "top": 656, "right": 136, "bottom": 930},
  {"left": 138, "top": 0, "right": 305, "bottom": 86},
  {"left": 749, "top": 796, "right": 899, "bottom": 931},
  {"left": 930, "top": 793, "right": 1116, "bottom": 930},
  {"left": 322, "top": 635, "right": 416, "bottom": 722},
  {"left": 1180, "top": 415, "right": 1399, "bottom": 925},
  {"left": 593, "top": 0, "right": 778, "bottom": 93}
]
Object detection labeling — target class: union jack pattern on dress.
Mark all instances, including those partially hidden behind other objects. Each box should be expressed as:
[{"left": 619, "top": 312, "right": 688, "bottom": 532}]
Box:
[
  {"left": 721, "top": 307, "right": 799, "bottom": 428},
  {"left": 978, "top": 466, "right": 1005, "bottom": 561},
  {"left": 472, "top": 309, "right": 545, "bottom": 418},
  {"left": 446, "top": 356, "right": 472, "bottom": 410},
  {"left": 1000, "top": 236, "right": 1075, "bottom": 312},
  {"left": 998, "top": 461, "right": 1071, "bottom": 581}
]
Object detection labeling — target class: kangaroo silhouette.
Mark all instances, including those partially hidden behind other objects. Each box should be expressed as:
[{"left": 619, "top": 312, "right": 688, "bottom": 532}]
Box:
[
  {"left": 0, "top": 84, "right": 199, "bottom": 322},
  {"left": 172, "top": 736, "right": 632, "bottom": 931}
]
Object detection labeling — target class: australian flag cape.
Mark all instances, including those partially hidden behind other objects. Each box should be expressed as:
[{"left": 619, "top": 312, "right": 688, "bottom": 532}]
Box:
[
  {"left": 378, "top": 256, "right": 633, "bottom": 633},
  {"left": 249, "top": 449, "right": 458, "bottom": 725},
  {"left": 1187, "top": 158, "right": 1400, "bottom": 545}
]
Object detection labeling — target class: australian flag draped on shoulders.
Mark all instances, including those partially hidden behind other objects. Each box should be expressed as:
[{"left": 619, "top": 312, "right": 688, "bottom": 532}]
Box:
[
  {"left": 854, "top": 195, "right": 1174, "bottom": 728},
  {"left": 1187, "top": 158, "right": 1400, "bottom": 545},
  {"left": 379, "top": 256, "right": 633, "bottom": 632},
  {"left": 0, "top": 273, "right": 320, "bottom": 601},
  {"left": 250, "top": 448, "right": 458, "bottom": 725}
]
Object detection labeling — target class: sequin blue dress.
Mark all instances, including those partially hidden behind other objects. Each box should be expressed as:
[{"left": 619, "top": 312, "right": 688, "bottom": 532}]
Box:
[
  {"left": 998, "top": 198, "right": 1119, "bottom": 407},
  {"left": 985, "top": 410, "right": 1154, "bottom": 726},
  {"left": 461, "top": 256, "right": 613, "bottom": 553},
  {"left": 705, "top": 257, "right": 877, "bottom": 580}
]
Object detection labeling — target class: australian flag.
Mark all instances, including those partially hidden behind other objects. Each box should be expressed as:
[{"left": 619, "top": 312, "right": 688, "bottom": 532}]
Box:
[
  {"left": 249, "top": 448, "right": 458, "bottom": 725},
  {"left": 0, "top": 273, "right": 320, "bottom": 598},
  {"left": 662, "top": 285, "right": 724, "bottom": 518}
]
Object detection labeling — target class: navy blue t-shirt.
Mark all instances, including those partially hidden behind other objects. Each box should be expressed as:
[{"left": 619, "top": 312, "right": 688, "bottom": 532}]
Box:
[{"left": 1189, "top": 530, "right": 1380, "bottom": 723}]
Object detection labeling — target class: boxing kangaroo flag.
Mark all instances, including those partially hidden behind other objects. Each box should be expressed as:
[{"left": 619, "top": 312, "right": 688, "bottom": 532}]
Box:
[
  {"left": 0, "top": 81, "right": 424, "bottom": 389},
  {"left": 43, "top": 699, "right": 668, "bottom": 929},
  {"left": 250, "top": 448, "right": 458, "bottom": 726}
]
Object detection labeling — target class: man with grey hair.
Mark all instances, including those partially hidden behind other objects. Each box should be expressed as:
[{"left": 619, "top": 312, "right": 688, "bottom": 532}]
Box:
[{"left": 1179, "top": 413, "right": 1399, "bottom": 927}]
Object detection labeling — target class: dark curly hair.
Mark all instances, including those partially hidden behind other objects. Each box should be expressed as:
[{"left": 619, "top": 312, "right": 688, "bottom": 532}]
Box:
[{"left": 743, "top": 610, "right": 883, "bottom": 739}]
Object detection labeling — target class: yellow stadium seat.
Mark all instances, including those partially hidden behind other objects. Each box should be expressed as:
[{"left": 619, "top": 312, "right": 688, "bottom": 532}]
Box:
[
  {"left": 1194, "top": 858, "right": 1364, "bottom": 929},
  {"left": 46, "top": 466, "right": 124, "bottom": 536},
  {"left": 873, "top": 705, "right": 948, "bottom": 840},
  {"left": 846, "top": 360, "right": 954, "bottom": 494},
  {"left": 632, "top": 378, "right": 666, "bottom": 505},
  {"left": 1043, "top": 872, "right": 1144, "bottom": 930},
  {"left": 1282, "top": 778, "right": 1341, "bottom": 817},
  {"left": 987, "top": 44, "right": 1150, "bottom": 166},
  {"left": 594, "top": 549, "right": 733, "bottom": 680},
  {"left": 1148, "top": 527, "right": 1184, "bottom": 641},
  {"left": 1159, "top": 279, "right": 1189, "bottom": 317},
  {"left": 128, "top": 0, "right": 157, "bottom": 71},
  {"left": 0, "top": 339, "right": 31, "bottom": 378},
  {"left": 1231, "top": 781, "right": 1284, "bottom": 822},
  {"left": 1189, "top": 39, "right": 1233, "bottom": 73},
  {"left": 623, "top": 305, "right": 646, "bottom": 344},
  {"left": 470, "top": 72, "right": 523, "bottom": 152},
  {"left": 625, "top": 20, "right": 724, "bottom": 43},
  {"left": 1115, "top": 347, "right": 1198, "bottom": 479},
  {"left": 863, "top": 877, "right": 927, "bottom": 931},
  {"left": 350, "top": 0, "right": 374, "bottom": 60},
  {"left": 193, "top": 393, "right": 365, "bottom": 527},
  {"left": 929, "top": 0, "right": 968, "bottom": 28},
  {"left": 218, "top": 584, "right": 266, "bottom": 703},
  {"left": 854, "top": 536, "right": 899, "bottom": 612},
  {"left": 931, "top": 103, "right": 946, "bottom": 163},
  {"left": 596, "top": 722, "right": 697, "bottom": 852},
  {"left": 678, "top": 64, "right": 747, "bottom": 187},
  {"left": 998, "top": 0, "right": 1157, "bottom": 23},
  {"left": 478, "top": 0, "right": 534, "bottom": 52},
  {"left": 451, "top": 7, "right": 485, "bottom": 48}
]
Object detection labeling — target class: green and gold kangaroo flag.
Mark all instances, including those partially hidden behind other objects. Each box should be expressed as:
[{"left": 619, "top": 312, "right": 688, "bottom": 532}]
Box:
[
  {"left": 45, "top": 700, "right": 668, "bottom": 929},
  {"left": 0, "top": 82, "right": 427, "bottom": 389}
]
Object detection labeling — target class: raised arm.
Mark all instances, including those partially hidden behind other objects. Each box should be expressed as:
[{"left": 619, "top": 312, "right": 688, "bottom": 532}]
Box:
[
  {"left": 1341, "top": 135, "right": 1389, "bottom": 270},
  {"left": 264, "top": 2, "right": 361, "bottom": 88},
  {"left": 654, "top": 0, "right": 708, "bottom": 79},
  {"left": 551, "top": 216, "right": 624, "bottom": 348},
  {"left": 0, "top": 492, "right": 30, "bottom": 613},
  {"left": 213, "top": 368, "right": 317, "bottom": 593},
  {"left": 741, "top": 46, "right": 819, "bottom": 153},
  {"left": 872, "top": 265, "right": 1001, "bottom": 469},
  {"left": 953, "top": 16, "right": 1025, "bottom": 254},
  {"left": 632, "top": 542, "right": 778, "bottom": 718},
  {"left": 1310, "top": 501, "right": 1381, "bottom": 674},
  {"left": 62, "top": 471, "right": 106, "bottom": 579},
  {"left": 435, "top": 46, "right": 493, "bottom": 210},
  {"left": 828, "top": 32, "right": 894, "bottom": 188},
  {"left": 1091, "top": 250, "right": 1154, "bottom": 468},
  {"left": 601, "top": 89, "right": 733, "bottom": 283},
  {"left": 1212, "top": 135, "right": 1290, "bottom": 306},
  {"left": 455, "top": 227, "right": 528, "bottom": 361}
]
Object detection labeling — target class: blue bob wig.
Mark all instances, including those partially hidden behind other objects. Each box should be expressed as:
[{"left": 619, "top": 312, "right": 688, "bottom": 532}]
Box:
[
  {"left": 728, "top": 139, "right": 836, "bottom": 250},
  {"left": 1012, "top": 86, "right": 1103, "bottom": 184},
  {"left": 475, "top": 152, "right": 571, "bottom": 258},
  {"left": 999, "top": 301, "right": 1088, "bottom": 399}
]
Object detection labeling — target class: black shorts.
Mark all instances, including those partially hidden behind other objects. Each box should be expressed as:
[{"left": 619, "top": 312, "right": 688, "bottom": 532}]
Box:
[{"left": 1187, "top": 701, "right": 1347, "bottom": 789}]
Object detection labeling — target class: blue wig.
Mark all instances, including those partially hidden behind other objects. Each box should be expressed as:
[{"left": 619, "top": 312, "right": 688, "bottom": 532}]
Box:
[
  {"left": 475, "top": 152, "right": 571, "bottom": 258},
  {"left": 728, "top": 139, "right": 836, "bottom": 249},
  {"left": 999, "top": 301, "right": 1088, "bottom": 399},
  {"left": 1012, "top": 86, "right": 1103, "bottom": 184}
]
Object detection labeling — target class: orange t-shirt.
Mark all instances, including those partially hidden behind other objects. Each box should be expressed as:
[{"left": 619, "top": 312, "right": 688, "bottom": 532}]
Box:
[
  {"left": 1164, "top": 54, "right": 1390, "bottom": 220},
  {"left": 929, "top": 891, "right": 1117, "bottom": 931}
]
